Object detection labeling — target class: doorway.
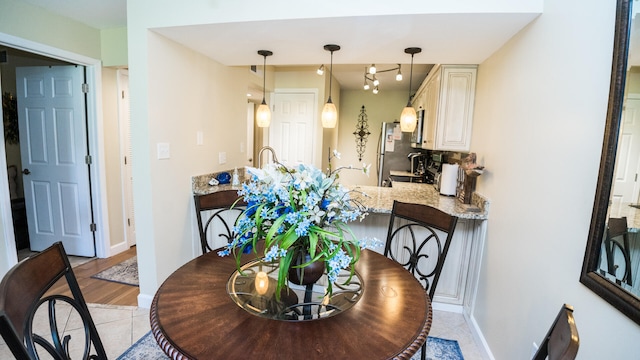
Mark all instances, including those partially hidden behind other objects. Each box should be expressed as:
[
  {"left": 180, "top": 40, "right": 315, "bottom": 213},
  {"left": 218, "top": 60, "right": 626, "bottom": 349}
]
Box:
[
  {"left": 0, "top": 36, "right": 110, "bottom": 268},
  {"left": 268, "top": 91, "right": 317, "bottom": 166}
]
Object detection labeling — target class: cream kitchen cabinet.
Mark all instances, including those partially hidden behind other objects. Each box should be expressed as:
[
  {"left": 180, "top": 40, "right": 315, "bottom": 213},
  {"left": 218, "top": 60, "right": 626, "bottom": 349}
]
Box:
[{"left": 414, "top": 65, "right": 477, "bottom": 151}]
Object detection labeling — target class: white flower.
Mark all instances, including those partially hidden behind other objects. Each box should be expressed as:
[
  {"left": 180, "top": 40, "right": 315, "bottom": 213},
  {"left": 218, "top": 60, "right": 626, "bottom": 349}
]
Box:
[
  {"left": 362, "top": 163, "right": 371, "bottom": 177},
  {"left": 333, "top": 149, "right": 341, "bottom": 159}
]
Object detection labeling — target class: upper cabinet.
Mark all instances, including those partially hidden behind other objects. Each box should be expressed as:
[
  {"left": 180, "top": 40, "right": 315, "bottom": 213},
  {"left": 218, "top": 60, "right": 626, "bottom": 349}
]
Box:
[{"left": 413, "top": 65, "right": 478, "bottom": 151}]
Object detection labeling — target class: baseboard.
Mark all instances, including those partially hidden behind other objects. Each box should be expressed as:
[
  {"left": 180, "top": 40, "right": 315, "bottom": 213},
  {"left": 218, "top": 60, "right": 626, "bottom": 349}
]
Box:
[
  {"left": 108, "top": 240, "right": 130, "bottom": 257},
  {"left": 432, "top": 302, "right": 464, "bottom": 313},
  {"left": 465, "top": 312, "right": 496, "bottom": 360},
  {"left": 137, "top": 293, "right": 153, "bottom": 309}
]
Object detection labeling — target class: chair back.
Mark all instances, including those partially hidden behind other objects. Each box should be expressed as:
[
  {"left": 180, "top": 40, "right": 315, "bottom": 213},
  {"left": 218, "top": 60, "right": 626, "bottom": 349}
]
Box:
[
  {"left": 194, "top": 190, "right": 246, "bottom": 254},
  {"left": 0, "top": 242, "right": 107, "bottom": 359},
  {"left": 533, "top": 304, "right": 579, "bottom": 360},
  {"left": 603, "top": 217, "right": 632, "bottom": 286},
  {"left": 384, "top": 200, "right": 458, "bottom": 299}
]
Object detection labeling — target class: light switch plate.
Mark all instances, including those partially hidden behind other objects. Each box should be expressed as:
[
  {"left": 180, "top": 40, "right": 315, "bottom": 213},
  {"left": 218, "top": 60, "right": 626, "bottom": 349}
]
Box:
[
  {"left": 218, "top": 152, "right": 227, "bottom": 164},
  {"left": 157, "top": 143, "right": 170, "bottom": 160},
  {"left": 196, "top": 131, "right": 203, "bottom": 145}
]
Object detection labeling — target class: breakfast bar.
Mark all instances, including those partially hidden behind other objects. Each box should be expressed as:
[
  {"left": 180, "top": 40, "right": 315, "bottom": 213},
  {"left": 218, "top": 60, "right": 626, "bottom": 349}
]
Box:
[{"left": 192, "top": 173, "right": 490, "bottom": 315}]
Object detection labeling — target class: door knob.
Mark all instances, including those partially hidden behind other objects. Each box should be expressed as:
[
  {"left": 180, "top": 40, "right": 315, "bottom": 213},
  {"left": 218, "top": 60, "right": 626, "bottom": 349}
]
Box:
[{"left": 22, "top": 169, "right": 30, "bottom": 175}]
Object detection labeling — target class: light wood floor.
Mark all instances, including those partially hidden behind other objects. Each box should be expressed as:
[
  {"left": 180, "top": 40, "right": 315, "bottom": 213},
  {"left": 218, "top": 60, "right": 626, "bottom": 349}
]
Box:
[{"left": 48, "top": 246, "right": 139, "bottom": 307}]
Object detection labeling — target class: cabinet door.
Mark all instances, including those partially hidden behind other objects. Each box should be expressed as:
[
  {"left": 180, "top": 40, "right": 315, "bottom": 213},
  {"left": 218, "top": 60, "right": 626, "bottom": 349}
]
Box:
[
  {"left": 421, "top": 70, "right": 441, "bottom": 149},
  {"left": 435, "top": 67, "right": 477, "bottom": 151}
]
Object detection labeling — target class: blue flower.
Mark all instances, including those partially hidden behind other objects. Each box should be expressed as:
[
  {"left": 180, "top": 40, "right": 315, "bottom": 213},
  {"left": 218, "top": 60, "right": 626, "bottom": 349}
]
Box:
[{"left": 221, "top": 156, "right": 369, "bottom": 298}]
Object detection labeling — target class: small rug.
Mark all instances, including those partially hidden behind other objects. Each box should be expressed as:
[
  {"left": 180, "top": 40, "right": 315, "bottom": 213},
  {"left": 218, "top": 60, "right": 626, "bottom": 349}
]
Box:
[
  {"left": 117, "top": 331, "right": 168, "bottom": 360},
  {"left": 411, "top": 336, "right": 465, "bottom": 360},
  {"left": 90, "top": 257, "right": 139, "bottom": 286},
  {"left": 117, "top": 332, "right": 463, "bottom": 360}
]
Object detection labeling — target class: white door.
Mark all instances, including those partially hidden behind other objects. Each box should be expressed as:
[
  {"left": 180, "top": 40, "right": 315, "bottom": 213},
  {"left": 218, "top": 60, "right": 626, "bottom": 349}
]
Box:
[
  {"left": 16, "top": 66, "right": 94, "bottom": 256},
  {"left": 612, "top": 97, "right": 640, "bottom": 212},
  {"left": 269, "top": 92, "right": 315, "bottom": 166},
  {"left": 118, "top": 69, "right": 136, "bottom": 247}
]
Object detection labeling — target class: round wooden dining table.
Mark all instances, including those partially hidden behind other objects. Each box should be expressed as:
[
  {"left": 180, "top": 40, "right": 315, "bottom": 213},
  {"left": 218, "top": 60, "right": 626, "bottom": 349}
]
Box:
[{"left": 150, "top": 249, "right": 432, "bottom": 360}]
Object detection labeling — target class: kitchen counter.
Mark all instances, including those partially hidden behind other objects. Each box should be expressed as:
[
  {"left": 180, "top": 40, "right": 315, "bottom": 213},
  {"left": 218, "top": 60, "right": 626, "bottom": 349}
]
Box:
[
  {"left": 351, "top": 182, "right": 489, "bottom": 220},
  {"left": 193, "top": 173, "right": 489, "bottom": 220},
  {"left": 192, "top": 172, "right": 245, "bottom": 195},
  {"left": 608, "top": 203, "right": 640, "bottom": 230}
]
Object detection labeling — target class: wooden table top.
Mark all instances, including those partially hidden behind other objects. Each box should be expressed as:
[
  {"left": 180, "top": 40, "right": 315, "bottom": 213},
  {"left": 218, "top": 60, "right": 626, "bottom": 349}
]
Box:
[{"left": 150, "top": 249, "right": 432, "bottom": 360}]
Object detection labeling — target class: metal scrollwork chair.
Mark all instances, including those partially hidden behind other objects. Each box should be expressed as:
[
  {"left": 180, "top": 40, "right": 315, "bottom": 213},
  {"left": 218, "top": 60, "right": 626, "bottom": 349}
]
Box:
[
  {"left": 0, "top": 241, "right": 108, "bottom": 360},
  {"left": 194, "top": 190, "right": 246, "bottom": 254},
  {"left": 384, "top": 201, "right": 458, "bottom": 360},
  {"left": 603, "top": 217, "right": 633, "bottom": 286},
  {"left": 532, "top": 304, "right": 579, "bottom": 360}
]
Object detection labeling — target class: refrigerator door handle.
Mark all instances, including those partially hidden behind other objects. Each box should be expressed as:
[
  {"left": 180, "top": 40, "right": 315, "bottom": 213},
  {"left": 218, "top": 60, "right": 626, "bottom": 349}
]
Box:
[{"left": 376, "top": 124, "right": 384, "bottom": 186}]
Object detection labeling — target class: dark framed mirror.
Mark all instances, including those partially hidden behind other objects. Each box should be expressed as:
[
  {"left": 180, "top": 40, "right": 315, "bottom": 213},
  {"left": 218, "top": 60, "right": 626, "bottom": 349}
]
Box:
[{"left": 580, "top": 0, "right": 640, "bottom": 325}]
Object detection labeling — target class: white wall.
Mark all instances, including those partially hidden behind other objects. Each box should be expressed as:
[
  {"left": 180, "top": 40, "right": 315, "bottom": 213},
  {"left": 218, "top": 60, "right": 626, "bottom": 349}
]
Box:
[
  {"left": 128, "top": 29, "right": 249, "bottom": 300},
  {"left": 471, "top": 0, "right": 640, "bottom": 358}
]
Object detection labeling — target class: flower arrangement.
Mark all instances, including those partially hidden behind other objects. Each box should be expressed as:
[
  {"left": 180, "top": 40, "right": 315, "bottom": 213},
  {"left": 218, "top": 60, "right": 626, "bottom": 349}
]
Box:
[{"left": 219, "top": 149, "right": 371, "bottom": 299}]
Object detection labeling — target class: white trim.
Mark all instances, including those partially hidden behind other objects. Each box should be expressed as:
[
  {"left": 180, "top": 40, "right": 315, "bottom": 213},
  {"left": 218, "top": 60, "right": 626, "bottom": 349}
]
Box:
[
  {"left": 137, "top": 293, "right": 153, "bottom": 309},
  {"left": 465, "top": 312, "right": 496, "bottom": 360},
  {"left": 110, "top": 241, "right": 130, "bottom": 256},
  {"left": 0, "top": 32, "right": 110, "bottom": 263},
  {"left": 432, "top": 302, "right": 464, "bottom": 313}
]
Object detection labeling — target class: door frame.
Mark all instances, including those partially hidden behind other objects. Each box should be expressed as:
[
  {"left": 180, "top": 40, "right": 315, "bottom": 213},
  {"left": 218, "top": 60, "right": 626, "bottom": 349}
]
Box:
[{"left": 0, "top": 33, "right": 110, "bottom": 268}]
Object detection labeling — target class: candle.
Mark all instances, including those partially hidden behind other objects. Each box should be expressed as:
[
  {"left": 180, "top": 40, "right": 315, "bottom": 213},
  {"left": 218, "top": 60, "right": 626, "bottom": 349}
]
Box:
[{"left": 255, "top": 271, "right": 269, "bottom": 295}]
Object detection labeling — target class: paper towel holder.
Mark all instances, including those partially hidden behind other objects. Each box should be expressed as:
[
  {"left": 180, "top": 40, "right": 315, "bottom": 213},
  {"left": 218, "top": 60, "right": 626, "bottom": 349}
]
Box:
[{"left": 439, "top": 163, "right": 459, "bottom": 196}]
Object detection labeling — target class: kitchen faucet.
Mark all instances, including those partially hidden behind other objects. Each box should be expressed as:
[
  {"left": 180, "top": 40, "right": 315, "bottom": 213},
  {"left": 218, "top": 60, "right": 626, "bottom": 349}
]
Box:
[{"left": 257, "top": 146, "right": 279, "bottom": 168}]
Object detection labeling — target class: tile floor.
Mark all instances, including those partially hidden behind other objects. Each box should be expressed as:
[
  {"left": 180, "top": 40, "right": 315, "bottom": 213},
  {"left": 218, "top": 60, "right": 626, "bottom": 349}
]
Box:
[
  {"left": 0, "top": 306, "right": 487, "bottom": 359},
  {"left": 0, "top": 303, "right": 150, "bottom": 359}
]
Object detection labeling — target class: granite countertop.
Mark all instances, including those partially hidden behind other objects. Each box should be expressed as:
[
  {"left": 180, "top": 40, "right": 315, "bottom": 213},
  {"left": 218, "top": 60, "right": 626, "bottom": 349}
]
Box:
[
  {"left": 192, "top": 171, "right": 245, "bottom": 195},
  {"left": 193, "top": 171, "right": 489, "bottom": 220},
  {"left": 608, "top": 203, "right": 640, "bottom": 230},
  {"left": 351, "top": 182, "right": 489, "bottom": 220}
]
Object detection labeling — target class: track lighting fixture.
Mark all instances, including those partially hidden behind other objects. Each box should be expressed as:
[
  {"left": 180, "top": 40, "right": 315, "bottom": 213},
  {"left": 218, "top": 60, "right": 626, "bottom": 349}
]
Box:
[
  {"left": 363, "top": 68, "right": 370, "bottom": 90},
  {"left": 316, "top": 64, "right": 324, "bottom": 76},
  {"left": 362, "top": 64, "right": 403, "bottom": 94}
]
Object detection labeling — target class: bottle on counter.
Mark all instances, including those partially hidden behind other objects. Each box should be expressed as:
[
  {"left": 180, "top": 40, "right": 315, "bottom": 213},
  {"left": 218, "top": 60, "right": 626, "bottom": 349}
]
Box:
[{"left": 232, "top": 167, "right": 240, "bottom": 186}]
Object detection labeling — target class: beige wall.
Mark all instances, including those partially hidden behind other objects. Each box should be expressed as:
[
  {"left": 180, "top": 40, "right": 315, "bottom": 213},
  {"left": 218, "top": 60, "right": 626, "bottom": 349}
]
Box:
[
  {"left": 470, "top": 0, "right": 640, "bottom": 358},
  {"left": 101, "top": 68, "right": 125, "bottom": 248},
  {"left": 336, "top": 89, "right": 408, "bottom": 186}
]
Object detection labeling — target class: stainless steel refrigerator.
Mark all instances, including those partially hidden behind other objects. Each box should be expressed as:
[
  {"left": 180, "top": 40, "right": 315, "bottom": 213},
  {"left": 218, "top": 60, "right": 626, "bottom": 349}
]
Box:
[{"left": 376, "top": 122, "right": 416, "bottom": 186}]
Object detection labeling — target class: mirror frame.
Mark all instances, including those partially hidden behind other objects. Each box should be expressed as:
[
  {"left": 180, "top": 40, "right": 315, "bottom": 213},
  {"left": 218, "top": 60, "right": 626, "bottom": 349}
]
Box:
[{"left": 580, "top": 0, "right": 640, "bottom": 325}]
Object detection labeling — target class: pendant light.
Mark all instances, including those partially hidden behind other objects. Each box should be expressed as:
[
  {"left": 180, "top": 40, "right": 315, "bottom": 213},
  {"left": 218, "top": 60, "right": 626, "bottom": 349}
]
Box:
[
  {"left": 256, "top": 50, "right": 273, "bottom": 128},
  {"left": 321, "top": 44, "right": 340, "bottom": 128},
  {"left": 400, "top": 47, "right": 422, "bottom": 132}
]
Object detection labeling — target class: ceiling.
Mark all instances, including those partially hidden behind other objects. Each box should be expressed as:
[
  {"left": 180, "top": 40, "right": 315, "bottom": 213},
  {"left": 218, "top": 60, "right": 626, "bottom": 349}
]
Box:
[{"left": 18, "top": 0, "right": 539, "bottom": 93}]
